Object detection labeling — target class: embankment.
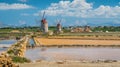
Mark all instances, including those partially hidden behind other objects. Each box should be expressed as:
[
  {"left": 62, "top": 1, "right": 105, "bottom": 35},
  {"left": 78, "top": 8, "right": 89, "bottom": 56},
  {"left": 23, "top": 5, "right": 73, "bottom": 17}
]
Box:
[
  {"left": 7, "top": 36, "right": 29, "bottom": 57},
  {"left": 0, "top": 35, "right": 30, "bottom": 67}
]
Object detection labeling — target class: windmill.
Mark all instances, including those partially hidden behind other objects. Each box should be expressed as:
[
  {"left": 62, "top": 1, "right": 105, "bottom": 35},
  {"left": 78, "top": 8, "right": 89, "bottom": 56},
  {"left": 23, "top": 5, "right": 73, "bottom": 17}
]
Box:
[
  {"left": 35, "top": 11, "right": 48, "bottom": 33},
  {"left": 40, "top": 11, "right": 48, "bottom": 33},
  {"left": 56, "top": 19, "right": 62, "bottom": 33}
]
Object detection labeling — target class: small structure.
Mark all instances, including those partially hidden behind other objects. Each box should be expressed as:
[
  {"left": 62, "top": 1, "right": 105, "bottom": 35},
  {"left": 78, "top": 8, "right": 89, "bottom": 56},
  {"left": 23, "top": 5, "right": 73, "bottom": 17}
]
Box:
[
  {"left": 48, "top": 31, "right": 53, "bottom": 35},
  {"left": 71, "top": 27, "right": 83, "bottom": 32},
  {"left": 84, "top": 25, "right": 92, "bottom": 32},
  {"left": 71, "top": 26, "right": 92, "bottom": 33}
]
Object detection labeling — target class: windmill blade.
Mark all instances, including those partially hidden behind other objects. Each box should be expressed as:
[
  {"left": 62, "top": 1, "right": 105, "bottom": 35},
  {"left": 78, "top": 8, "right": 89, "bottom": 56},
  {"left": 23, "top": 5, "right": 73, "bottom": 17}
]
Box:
[
  {"left": 57, "top": 19, "right": 62, "bottom": 25},
  {"left": 57, "top": 19, "right": 59, "bottom": 23},
  {"left": 59, "top": 19, "right": 62, "bottom": 23},
  {"left": 54, "top": 18, "right": 58, "bottom": 24},
  {"left": 42, "top": 11, "right": 45, "bottom": 19}
]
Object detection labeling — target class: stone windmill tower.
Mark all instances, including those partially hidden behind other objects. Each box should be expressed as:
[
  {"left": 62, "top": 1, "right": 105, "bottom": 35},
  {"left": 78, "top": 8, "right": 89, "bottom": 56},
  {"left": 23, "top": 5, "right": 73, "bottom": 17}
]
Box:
[
  {"left": 41, "top": 11, "right": 48, "bottom": 33},
  {"left": 56, "top": 19, "right": 62, "bottom": 33}
]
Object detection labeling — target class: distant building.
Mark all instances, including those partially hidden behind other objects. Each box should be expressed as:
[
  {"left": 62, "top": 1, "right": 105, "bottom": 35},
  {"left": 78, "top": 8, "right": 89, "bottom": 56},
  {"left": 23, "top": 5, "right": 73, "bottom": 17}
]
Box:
[
  {"left": 71, "top": 27, "right": 83, "bottom": 32},
  {"left": 71, "top": 26, "right": 92, "bottom": 33}
]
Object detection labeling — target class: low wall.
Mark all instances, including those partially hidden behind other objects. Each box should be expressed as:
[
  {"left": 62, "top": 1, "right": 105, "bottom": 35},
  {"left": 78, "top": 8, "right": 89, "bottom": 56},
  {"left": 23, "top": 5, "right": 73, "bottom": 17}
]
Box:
[{"left": 0, "top": 36, "right": 29, "bottom": 67}]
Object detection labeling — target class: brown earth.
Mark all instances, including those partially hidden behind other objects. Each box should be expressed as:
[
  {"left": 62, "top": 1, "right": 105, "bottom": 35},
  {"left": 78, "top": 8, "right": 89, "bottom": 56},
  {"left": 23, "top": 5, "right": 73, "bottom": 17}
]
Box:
[{"left": 34, "top": 37, "right": 120, "bottom": 47}]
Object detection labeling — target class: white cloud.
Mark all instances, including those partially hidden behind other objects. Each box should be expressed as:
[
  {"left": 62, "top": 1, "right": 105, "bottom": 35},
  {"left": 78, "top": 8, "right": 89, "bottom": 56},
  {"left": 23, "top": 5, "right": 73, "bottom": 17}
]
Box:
[
  {"left": 89, "top": 5, "right": 120, "bottom": 18},
  {"left": 21, "top": 13, "right": 30, "bottom": 16},
  {"left": 0, "top": 3, "right": 34, "bottom": 10},
  {"left": 18, "top": 0, "right": 28, "bottom": 2},
  {"left": 37, "top": 0, "right": 120, "bottom": 18},
  {"left": 19, "top": 20, "right": 26, "bottom": 25}
]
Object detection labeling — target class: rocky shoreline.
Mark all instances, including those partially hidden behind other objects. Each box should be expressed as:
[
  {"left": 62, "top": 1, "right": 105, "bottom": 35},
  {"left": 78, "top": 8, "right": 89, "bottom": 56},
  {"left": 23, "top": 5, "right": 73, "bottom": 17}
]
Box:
[
  {"left": 0, "top": 53, "right": 18, "bottom": 67},
  {"left": 0, "top": 36, "right": 30, "bottom": 67}
]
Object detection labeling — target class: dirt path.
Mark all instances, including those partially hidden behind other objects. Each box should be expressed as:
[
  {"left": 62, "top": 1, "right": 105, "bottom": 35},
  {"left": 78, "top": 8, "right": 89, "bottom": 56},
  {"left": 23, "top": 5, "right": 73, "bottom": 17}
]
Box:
[{"left": 20, "top": 61, "right": 120, "bottom": 67}]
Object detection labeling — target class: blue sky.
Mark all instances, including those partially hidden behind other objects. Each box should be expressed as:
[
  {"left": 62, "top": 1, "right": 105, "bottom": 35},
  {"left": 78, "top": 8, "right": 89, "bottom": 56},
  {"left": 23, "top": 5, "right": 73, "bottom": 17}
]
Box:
[{"left": 0, "top": 0, "right": 120, "bottom": 27}]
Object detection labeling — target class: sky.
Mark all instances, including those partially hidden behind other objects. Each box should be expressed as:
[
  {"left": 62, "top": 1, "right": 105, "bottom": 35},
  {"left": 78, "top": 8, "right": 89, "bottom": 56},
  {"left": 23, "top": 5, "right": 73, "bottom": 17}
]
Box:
[{"left": 0, "top": 0, "right": 120, "bottom": 27}]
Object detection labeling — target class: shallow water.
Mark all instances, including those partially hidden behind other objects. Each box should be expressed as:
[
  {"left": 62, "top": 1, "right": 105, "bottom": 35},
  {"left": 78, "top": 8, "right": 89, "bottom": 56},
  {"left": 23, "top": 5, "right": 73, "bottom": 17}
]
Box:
[
  {"left": 0, "top": 39, "right": 17, "bottom": 46},
  {"left": 29, "top": 39, "right": 35, "bottom": 46},
  {"left": 0, "top": 39, "right": 33, "bottom": 54},
  {"left": 0, "top": 39, "right": 17, "bottom": 54},
  {"left": 25, "top": 47, "right": 120, "bottom": 61}
]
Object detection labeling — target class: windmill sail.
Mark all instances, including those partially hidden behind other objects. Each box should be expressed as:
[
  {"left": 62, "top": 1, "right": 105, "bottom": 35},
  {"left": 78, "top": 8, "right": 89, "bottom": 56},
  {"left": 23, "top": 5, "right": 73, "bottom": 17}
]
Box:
[{"left": 42, "top": 11, "right": 45, "bottom": 19}]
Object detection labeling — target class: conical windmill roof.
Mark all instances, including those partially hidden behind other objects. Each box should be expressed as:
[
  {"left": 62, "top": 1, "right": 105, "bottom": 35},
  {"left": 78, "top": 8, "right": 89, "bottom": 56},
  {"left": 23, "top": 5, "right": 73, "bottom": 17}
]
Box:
[{"left": 41, "top": 19, "right": 47, "bottom": 24}]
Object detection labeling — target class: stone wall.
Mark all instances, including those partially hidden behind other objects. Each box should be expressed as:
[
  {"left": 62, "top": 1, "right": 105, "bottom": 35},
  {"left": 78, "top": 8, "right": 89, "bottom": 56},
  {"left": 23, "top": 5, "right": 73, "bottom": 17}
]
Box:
[
  {"left": 0, "top": 35, "right": 29, "bottom": 66},
  {"left": 7, "top": 36, "right": 29, "bottom": 57}
]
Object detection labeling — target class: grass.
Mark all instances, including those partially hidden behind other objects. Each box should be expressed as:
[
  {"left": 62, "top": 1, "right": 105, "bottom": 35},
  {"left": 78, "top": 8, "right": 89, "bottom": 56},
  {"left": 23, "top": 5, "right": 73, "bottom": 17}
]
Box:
[
  {"left": 11, "top": 56, "right": 31, "bottom": 63},
  {"left": 7, "top": 49, "right": 14, "bottom": 55},
  {"left": 59, "top": 32, "right": 120, "bottom": 36}
]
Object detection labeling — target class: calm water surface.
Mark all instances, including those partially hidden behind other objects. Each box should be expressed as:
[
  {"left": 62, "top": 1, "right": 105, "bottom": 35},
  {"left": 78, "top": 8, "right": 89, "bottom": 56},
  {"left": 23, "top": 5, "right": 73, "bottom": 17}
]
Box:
[
  {"left": 25, "top": 47, "right": 120, "bottom": 61},
  {"left": 0, "top": 39, "right": 17, "bottom": 46},
  {"left": 0, "top": 39, "right": 17, "bottom": 53}
]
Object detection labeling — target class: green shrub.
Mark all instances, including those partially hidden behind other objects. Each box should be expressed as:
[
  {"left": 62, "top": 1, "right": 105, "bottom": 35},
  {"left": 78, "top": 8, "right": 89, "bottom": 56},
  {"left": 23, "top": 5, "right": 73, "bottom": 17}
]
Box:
[
  {"left": 12, "top": 56, "right": 31, "bottom": 63},
  {"left": 7, "top": 50, "right": 14, "bottom": 54}
]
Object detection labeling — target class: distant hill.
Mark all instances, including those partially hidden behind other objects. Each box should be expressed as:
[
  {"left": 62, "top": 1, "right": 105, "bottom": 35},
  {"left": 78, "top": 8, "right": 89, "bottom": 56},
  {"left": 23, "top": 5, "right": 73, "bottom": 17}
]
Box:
[{"left": 0, "top": 22, "right": 10, "bottom": 28}]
